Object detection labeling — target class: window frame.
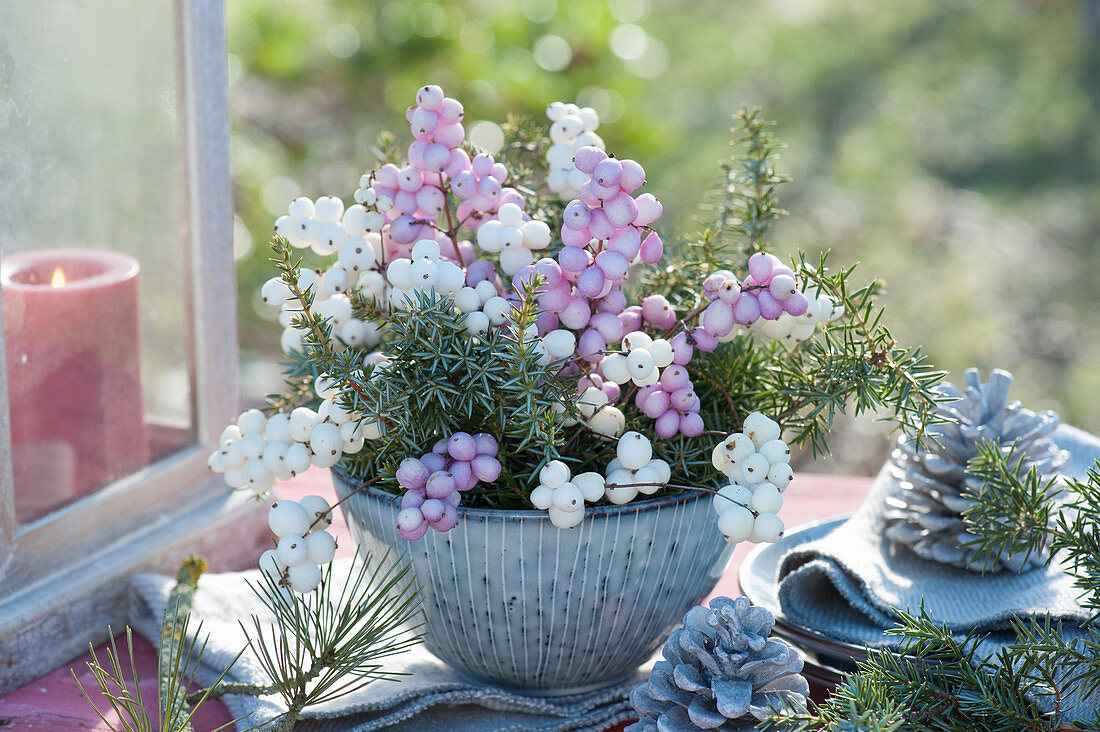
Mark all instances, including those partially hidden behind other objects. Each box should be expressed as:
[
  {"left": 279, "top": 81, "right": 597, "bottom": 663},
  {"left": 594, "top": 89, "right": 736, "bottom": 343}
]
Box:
[{"left": 0, "top": 0, "right": 260, "bottom": 693}]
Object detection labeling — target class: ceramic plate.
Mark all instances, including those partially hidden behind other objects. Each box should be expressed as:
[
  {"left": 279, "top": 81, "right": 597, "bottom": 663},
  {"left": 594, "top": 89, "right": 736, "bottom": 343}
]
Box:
[{"left": 738, "top": 515, "right": 884, "bottom": 683}]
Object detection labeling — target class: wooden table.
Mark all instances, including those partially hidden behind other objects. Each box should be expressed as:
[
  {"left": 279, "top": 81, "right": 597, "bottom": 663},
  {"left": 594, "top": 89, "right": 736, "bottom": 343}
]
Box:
[{"left": 0, "top": 470, "right": 873, "bottom": 731}]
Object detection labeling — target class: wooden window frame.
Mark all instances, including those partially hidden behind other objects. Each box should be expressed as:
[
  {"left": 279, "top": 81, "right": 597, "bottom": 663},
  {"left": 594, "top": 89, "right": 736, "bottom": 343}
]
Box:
[{"left": 0, "top": 0, "right": 263, "bottom": 693}]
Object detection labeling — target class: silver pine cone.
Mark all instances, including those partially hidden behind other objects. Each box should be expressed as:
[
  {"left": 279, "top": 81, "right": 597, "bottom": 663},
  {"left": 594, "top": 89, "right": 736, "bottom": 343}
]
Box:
[
  {"left": 626, "top": 596, "right": 808, "bottom": 732},
  {"left": 884, "top": 367, "right": 1067, "bottom": 572}
]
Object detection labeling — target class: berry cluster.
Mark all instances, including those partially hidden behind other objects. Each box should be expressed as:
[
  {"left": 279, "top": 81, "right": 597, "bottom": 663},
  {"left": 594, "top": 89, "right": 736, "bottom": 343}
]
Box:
[
  {"left": 599, "top": 332, "right": 703, "bottom": 438},
  {"left": 575, "top": 385, "right": 627, "bottom": 437},
  {"left": 385, "top": 239, "right": 465, "bottom": 311},
  {"left": 259, "top": 496, "right": 337, "bottom": 593},
  {"left": 545, "top": 102, "right": 604, "bottom": 199},
  {"left": 209, "top": 386, "right": 372, "bottom": 497},
  {"left": 394, "top": 432, "right": 502, "bottom": 539},
  {"left": 349, "top": 85, "right": 525, "bottom": 263},
  {"left": 710, "top": 412, "right": 793, "bottom": 544},
  {"left": 701, "top": 253, "right": 810, "bottom": 341},
  {"left": 453, "top": 279, "right": 510, "bottom": 337},
  {"left": 560, "top": 148, "right": 664, "bottom": 277},
  {"left": 603, "top": 431, "right": 671, "bottom": 505},
  {"left": 756, "top": 291, "right": 843, "bottom": 344},
  {"left": 217, "top": 85, "right": 847, "bottom": 564},
  {"left": 274, "top": 195, "right": 382, "bottom": 256},
  {"left": 475, "top": 202, "right": 552, "bottom": 276},
  {"left": 530, "top": 459, "right": 605, "bottom": 529},
  {"left": 450, "top": 153, "right": 522, "bottom": 225},
  {"left": 600, "top": 331, "right": 674, "bottom": 387},
  {"left": 266, "top": 202, "right": 384, "bottom": 354}
]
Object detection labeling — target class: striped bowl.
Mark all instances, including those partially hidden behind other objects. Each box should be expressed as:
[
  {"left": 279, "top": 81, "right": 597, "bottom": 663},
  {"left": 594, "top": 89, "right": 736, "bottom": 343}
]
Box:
[{"left": 332, "top": 470, "right": 733, "bottom": 695}]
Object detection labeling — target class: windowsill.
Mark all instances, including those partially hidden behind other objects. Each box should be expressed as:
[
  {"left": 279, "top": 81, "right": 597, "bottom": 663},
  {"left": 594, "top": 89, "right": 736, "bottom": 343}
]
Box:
[{"left": 0, "top": 470, "right": 874, "bottom": 731}]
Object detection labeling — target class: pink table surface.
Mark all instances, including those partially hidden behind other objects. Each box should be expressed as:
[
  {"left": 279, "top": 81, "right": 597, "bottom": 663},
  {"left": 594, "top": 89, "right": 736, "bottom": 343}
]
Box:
[{"left": 0, "top": 470, "right": 873, "bottom": 731}]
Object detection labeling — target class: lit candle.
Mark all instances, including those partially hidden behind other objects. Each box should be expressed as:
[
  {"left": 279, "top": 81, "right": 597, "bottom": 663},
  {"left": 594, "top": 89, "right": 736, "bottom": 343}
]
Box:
[{"left": 2, "top": 248, "right": 148, "bottom": 524}]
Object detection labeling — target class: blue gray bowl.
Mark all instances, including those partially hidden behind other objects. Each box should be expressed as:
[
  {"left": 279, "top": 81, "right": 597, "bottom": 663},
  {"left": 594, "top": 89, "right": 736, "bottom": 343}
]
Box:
[{"left": 332, "top": 470, "right": 733, "bottom": 695}]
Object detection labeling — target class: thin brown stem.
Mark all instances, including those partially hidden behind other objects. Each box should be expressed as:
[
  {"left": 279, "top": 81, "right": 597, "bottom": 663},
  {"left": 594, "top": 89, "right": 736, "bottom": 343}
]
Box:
[
  {"left": 438, "top": 174, "right": 466, "bottom": 268},
  {"left": 306, "top": 476, "right": 380, "bottom": 533}
]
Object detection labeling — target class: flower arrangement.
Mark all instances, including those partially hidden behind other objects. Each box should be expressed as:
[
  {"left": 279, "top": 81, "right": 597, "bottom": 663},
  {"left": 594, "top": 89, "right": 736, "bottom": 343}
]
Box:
[{"left": 209, "top": 84, "right": 946, "bottom": 593}]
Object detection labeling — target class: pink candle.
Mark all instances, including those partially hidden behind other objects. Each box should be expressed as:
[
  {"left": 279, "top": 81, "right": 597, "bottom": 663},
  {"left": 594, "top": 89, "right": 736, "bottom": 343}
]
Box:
[{"left": 2, "top": 248, "right": 149, "bottom": 524}]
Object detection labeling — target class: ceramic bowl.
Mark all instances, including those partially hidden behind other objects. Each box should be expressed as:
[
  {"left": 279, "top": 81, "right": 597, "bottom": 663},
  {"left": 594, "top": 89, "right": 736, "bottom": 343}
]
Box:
[{"left": 333, "top": 471, "right": 733, "bottom": 695}]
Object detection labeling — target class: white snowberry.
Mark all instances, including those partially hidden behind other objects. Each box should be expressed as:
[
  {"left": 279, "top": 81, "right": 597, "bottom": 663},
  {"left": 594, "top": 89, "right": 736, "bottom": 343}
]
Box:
[
  {"left": 284, "top": 442, "right": 313, "bottom": 475},
  {"left": 717, "top": 504, "right": 755, "bottom": 543},
  {"left": 753, "top": 513, "right": 784, "bottom": 543},
  {"left": 453, "top": 287, "right": 481, "bottom": 313},
  {"left": 539, "top": 460, "right": 570, "bottom": 489},
  {"left": 258, "top": 549, "right": 283, "bottom": 578},
  {"left": 588, "top": 406, "right": 626, "bottom": 438},
  {"left": 645, "top": 459, "right": 671, "bottom": 484},
  {"left": 722, "top": 433, "right": 755, "bottom": 465},
  {"left": 711, "top": 443, "right": 733, "bottom": 474},
  {"left": 340, "top": 421, "right": 366, "bottom": 454},
  {"left": 223, "top": 467, "right": 246, "bottom": 489},
  {"left": 530, "top": 484, "right": 555, "bottom": 510},
  {"left": 600, "top": 354, "right": 631, "bottom": 385},
  {"left": 261, "top": 277, "right": 292, "bottom": 306},
  {"left": 288, "top": 408, "right": 320, "bottom": 442},
  {"left": 276, "top": 535, "right": 309, "bottom": 567},
  {"left": 299, "top": 495, "right": 333, "bottom": 531},
  {"left": 265, "top": 413, "right": 293, "bottom": 444},
  {"left": 767, "top": 462, "right": 794, "bottom": 492},
  {"left": 238, "top": 432, "right": 265, "bottom": 460},
  {"left": 647, "top": 339, "right": 674, "bottom": 368},
  {"left": 545, "top": 101, "right": 604, "bottom": 199},
  {"left": 713, "top": 483, "right": 753, "bottom": 513},
  {"left": 625, "top": 348, "right": 656, "bottom": 381},
  {"left": 738, "top": 453, "right": 770, "bottom": 485},
  {"left": 551, "top": 482, "right": 584, "bottom": 512},
  {"left": 572, "top": 472, "right": 605, "bottom": 502},
  {"left": 743, "top": 411, "right": 781, "bottom": 447},
  {"left": 287, "top": 561, "right": 323, "bottom": 593},
  {"left": 261, "top": 441, "right": 289, "bottom": 475},
  {"left": 621, "top": 331, "right": 653, "bottom": 351},
  {"left": 758, "top": 439, "right": 791, "bottom": 465},
  {"left": 632, "top": 466, "right": 661, "bottom": 495},
  {"left": 305, "top": 530, "right": 337, "bottom": 564},
  {"left": 750, "top": 483, "right": 784, "bottom": 514},
  {"left": 547, "top": 505, "right": 585, "bottom": 529},
  {"left": 220, "top": 424, "right": 242, "bottom": 446},
  {"left": 309, "top": 422, "right": 343, "bottom": 460},
  {"left": 605, "top": 468, "right": 638, "bottom": 504},
  {"left": 616, "top": 431, "right": 653, "bottom": 470},
  {"left": 463, "top": 310, "right": 490, "bottom": 336},
  {"left": 269, "top": 500, "right": 311, "bottom": 537},
  {"left": 542, "top": 329, "right": 577, "bottom": 361},
  {"left": 238, "top": 409, "right": 267, "bottom": 435}
]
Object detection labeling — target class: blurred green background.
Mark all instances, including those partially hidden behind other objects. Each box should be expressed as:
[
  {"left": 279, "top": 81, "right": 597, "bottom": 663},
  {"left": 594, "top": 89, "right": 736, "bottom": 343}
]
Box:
[{"left": 227, "top": 0, "right": 1100, "bottom": 474}]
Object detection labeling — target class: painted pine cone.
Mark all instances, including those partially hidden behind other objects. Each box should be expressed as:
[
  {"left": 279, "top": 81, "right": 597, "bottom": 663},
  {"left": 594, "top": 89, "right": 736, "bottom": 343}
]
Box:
[
  {"left": 626, "top": 596, "right": 808, "bottom": 732},
  {"left": 884, "top": 367, "right": 1068, "bottom": 572}
]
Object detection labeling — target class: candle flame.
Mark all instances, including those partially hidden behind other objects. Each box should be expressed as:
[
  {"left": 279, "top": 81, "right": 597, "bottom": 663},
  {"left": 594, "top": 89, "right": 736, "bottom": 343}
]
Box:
[{"left": 50, "top": 267, "right": 66, "bottom": 288}]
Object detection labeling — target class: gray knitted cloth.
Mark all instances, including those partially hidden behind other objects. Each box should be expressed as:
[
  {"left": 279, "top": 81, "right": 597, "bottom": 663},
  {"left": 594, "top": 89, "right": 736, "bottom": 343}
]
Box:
[
  {"left": 775, "top": 423, "right": 1100, "bottom": 718},
  {"left": 130, "top": 562, "right": 641, "bottom": 732}
]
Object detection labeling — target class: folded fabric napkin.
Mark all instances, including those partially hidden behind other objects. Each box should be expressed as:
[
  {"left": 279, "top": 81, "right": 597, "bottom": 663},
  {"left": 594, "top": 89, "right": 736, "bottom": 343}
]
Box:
[
  {"left": 775, "top": 424, "right": 1100, "bottom": 718},
  {"left": 777, "top": 424, "right": 1099, "bottom": 645},
  {"left": 130, "top": 562, "right": 642, "bottom": 732}
]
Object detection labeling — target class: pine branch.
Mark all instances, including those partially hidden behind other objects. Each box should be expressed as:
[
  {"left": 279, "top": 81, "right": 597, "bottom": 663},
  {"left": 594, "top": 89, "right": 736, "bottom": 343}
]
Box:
[
  {"left": 159, "top": 556, "right": 206, "bottom": 731},
  {"left": 695, "top": 107, "right": 789, "bottom": 260},
  {"left": 778, "top": 608, "right": 1071, "bottom": 732},
  {"left": 241, "top": 549, "right": 423, "bottom": 717},
  {"left": 959, "top": 441, "right": 1058, "bottom": 573},
  {"left": 766, "top": 253, "right": 949, "bottom": 454}
]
